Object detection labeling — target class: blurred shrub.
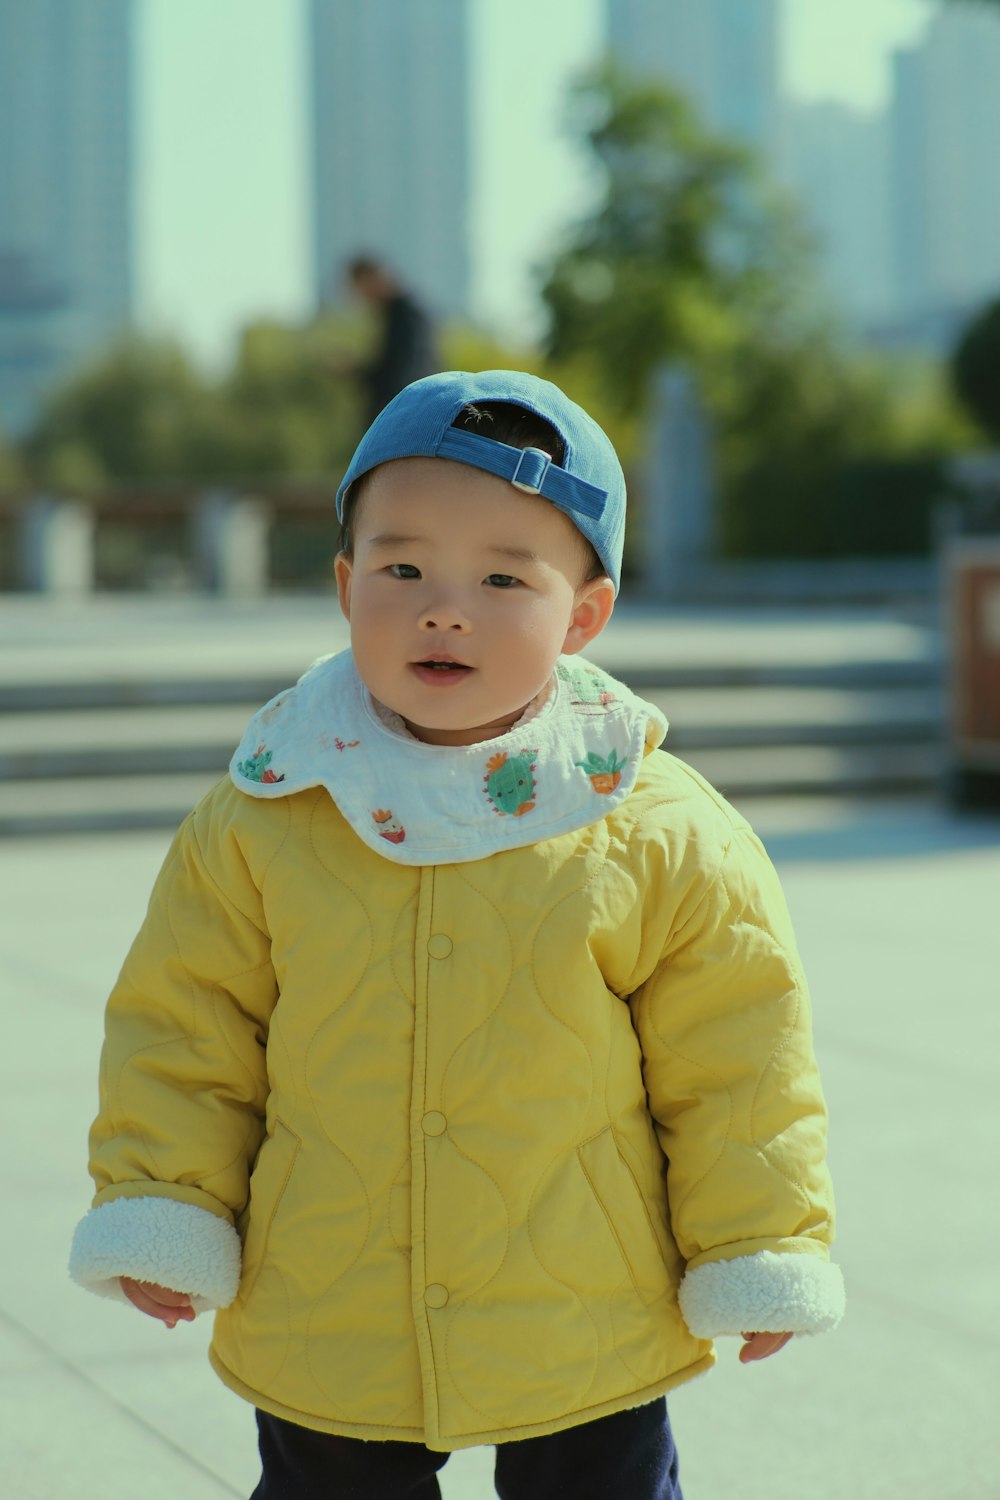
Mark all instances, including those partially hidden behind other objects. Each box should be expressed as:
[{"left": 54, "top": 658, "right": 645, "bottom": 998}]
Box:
[
  {"left": 21, "top": 318, "right": 369, "bottom": 490},
  {"left": 23, "top": 339, "right": 207, "bottom": 490},
  {"left": 209, "top": 316, "right": 367, "bottom": 479},
  {"left": 829, "top": 458, "right": 945, "bottom": 555},
  {"left": 17, "top": 318, "right": 542, "bottom": 500},
  {"left": 951, "top": 298, "right": 1000, "bottom": 443},
  {"left": 716, "top": 348, "right": 971, "bottom": 558},
  {"left": 0, "top": 428, "right": 22, "bottom": 490}
]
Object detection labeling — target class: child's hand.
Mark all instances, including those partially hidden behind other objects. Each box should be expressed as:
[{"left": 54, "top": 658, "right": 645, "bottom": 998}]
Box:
[
  {"left": 120, "top": 1277, "right": 196, "bottom": 1329},
  {"left": 739, "top": 1331, "right": 793, "bottom": 1364}
]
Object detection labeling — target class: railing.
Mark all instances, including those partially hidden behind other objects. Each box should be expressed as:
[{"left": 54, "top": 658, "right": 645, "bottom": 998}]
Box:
[
  {"left": 0, "top": 484, "right": 341, "bottom": 595},
  {"left": 1, "top": 451, "right": 994, "bottom": 599}
]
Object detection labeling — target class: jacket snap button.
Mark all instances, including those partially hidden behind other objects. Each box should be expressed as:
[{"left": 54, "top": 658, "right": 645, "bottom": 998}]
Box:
[
  {"left": 422, "top": 1111, "right": 447, "bottom": 1136},
  {"left": 427, "top": 934, "right": 453, "bottom": 959},
  {"left": 424, "top": 1283, "right": 449, "bottom": 1308}
]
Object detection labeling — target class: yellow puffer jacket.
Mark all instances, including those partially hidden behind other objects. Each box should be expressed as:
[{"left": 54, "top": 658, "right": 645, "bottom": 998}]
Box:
[{"left": 71, "top": 753, "right": 842, "bottom": 1451}]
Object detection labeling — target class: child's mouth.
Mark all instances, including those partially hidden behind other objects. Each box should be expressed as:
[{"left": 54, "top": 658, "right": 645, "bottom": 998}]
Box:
[{"left": 411, "top": 659, "right": 472, "bottom": 686}]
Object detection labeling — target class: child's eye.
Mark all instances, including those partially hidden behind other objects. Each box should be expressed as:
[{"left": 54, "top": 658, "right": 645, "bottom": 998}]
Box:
[
  {"left": 389, "top": 564, "right": 421, "bottom": 580},
  {"left": 486, "top": 573, "right": 519, "bottom": 589}
]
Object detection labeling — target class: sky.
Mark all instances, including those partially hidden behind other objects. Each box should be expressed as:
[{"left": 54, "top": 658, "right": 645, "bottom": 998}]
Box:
[{"left": 135, "top": 0, "right": 935, "bottom": 368}]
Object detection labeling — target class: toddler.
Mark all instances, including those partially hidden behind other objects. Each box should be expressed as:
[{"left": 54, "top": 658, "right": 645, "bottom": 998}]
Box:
[{"left": 71, "top": 370, "right": 844, "bottom": 1499}]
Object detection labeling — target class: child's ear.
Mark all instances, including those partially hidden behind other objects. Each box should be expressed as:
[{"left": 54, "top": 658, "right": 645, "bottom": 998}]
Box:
[
  {"left": 334, "top": 552, "right": 353, "bottom": 620},
  {"left": 562, "top": 577, "right": 615, "bottom": 656}
]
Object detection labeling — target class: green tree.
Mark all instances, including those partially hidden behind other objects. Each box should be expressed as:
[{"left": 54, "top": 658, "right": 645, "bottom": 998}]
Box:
[
  {"left": 539, "top": 64, "right": 963, "bottom": 561},
  {"left": 951, "top": 298, "right": 1000, "bottom": 443},
  {"left": 24, "top": 338, "right": 210, "bottom": 489},
  {"left": 540, "top": 65, "right": 816, "bottom": 415}
]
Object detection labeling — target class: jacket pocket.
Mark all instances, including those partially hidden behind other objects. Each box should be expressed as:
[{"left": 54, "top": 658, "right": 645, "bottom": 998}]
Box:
[
  {"left": 578, "top": 1125, "right": 669, "bottom": 1306},
  {"left": 237, "top": 1119, "right": 301, "bottom": 1303}
]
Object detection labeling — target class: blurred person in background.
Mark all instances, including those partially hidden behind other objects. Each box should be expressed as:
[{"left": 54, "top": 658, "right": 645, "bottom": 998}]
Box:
[{"left": 345, "top": 254, "right": 440, "bottom": 424}]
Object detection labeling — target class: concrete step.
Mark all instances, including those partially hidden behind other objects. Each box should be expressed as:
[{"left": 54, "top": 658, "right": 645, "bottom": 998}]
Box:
[
  {"left": 0, "top": 676, "right": 291, "bottom": 714},
  {"left": 0, "top": 741, "right": 947, "bottom": 837},
  {"left": 0, "top": 685, "right": 945, "bottom": 782},
  {"left": 681, "top": 741, "right": 945, "bottom": 802},
  {"left": 0, "top": 704, "right": 250, "bottom": 779},
  {"left": 0, "top": 598, "right": 947, "bottom": 831},
  {"left": 0, "top": 656, "right": 941, "bottom": 713},
  {"left": 643, "top": 684, "right": 943, "bottom": 750},
  {"left": 0, "top": 772, "right": 218, "bottom": 837}
]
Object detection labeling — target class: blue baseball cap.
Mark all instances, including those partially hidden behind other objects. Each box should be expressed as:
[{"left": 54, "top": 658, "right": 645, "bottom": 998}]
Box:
[{"left": 335, "top": 369, "right": 626, "bottom": 592}]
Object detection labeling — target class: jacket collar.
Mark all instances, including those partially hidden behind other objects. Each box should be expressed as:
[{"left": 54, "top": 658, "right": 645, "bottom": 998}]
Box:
[{"left": 230, "top": 650, "right": 667, "bottom": 865}]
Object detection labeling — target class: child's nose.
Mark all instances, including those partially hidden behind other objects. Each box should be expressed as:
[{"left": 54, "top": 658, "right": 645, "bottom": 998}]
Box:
[{"left": 418, "top": 598, "right": 471, "bottom": 631}]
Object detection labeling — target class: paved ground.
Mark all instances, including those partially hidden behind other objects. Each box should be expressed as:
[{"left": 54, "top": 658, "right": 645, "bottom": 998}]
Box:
[
  {"left": 0, "top": 591, "right": 940, "bottom": 689},
  {"left": 2, "top": 789, "right": 998, "bottom": 1498}
]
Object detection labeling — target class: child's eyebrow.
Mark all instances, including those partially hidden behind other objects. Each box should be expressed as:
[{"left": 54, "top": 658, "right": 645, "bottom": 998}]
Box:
[
  {"left": 367, "top": 532, "right": 427, "bottom": 549},
  {"left": 366, "top": 533, "right": 542, "bottom": 565},
  {"left": 486, "top": 544, "right": 543, "bottom": 564}
]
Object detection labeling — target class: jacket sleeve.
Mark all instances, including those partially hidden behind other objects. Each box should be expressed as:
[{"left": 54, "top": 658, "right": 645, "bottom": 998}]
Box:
[
  {"left": 69, "top": 788, "right": 280, "bottom": 1309},
  {"left": 629, "top": 820, "right": 845, "bottom": 1339}
]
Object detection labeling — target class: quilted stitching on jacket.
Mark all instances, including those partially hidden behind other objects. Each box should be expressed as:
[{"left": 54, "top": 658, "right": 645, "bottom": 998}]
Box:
[{"left": 76, "top": 747, "right": 840, "bottom": 1451}]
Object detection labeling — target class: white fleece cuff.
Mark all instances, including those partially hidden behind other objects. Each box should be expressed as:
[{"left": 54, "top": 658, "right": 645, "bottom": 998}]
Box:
[
  {"left": 679, "top": 1250, "right": 845, "bottom": 1338},
  {"left": 69, "top": 1196, "right": 242, "bottom": 1310}
]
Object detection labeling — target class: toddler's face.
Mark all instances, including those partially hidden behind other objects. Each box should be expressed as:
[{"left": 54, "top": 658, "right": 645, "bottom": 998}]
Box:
[{"left": 335, "top": 457, "right": 614, "bottom": 746}]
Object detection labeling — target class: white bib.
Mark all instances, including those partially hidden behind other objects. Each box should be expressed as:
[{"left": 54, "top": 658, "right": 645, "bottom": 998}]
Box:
[{"left": 230, "top": 651, "right": 668, "bottom": 866}]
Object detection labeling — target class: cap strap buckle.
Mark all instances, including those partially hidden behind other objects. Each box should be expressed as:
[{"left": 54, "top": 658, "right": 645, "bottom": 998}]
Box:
[{"left": 510, "top": 446, "right": 551, "bottom": 494}]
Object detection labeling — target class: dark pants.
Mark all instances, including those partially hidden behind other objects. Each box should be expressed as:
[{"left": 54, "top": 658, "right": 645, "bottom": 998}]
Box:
[{"left": 251, "top": 1398, "right": 683, "bottom": 1499}]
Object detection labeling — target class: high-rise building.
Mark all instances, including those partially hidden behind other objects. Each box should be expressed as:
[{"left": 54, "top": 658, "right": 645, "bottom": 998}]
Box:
[
  {"left": 605, "top": 0, "right": 781, "bottom": 159},
  {"left": 0, "top": 0, "right": 134, "bottom": 437},
  {"left": 890, "top": 6, "right": 1000, "bottom": 341},
  {"left": 784, "top": 101, "right": 893, "bottom": 329},
  {"left": 309, "top": 0, "right": 470, "bottom": 321}
]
